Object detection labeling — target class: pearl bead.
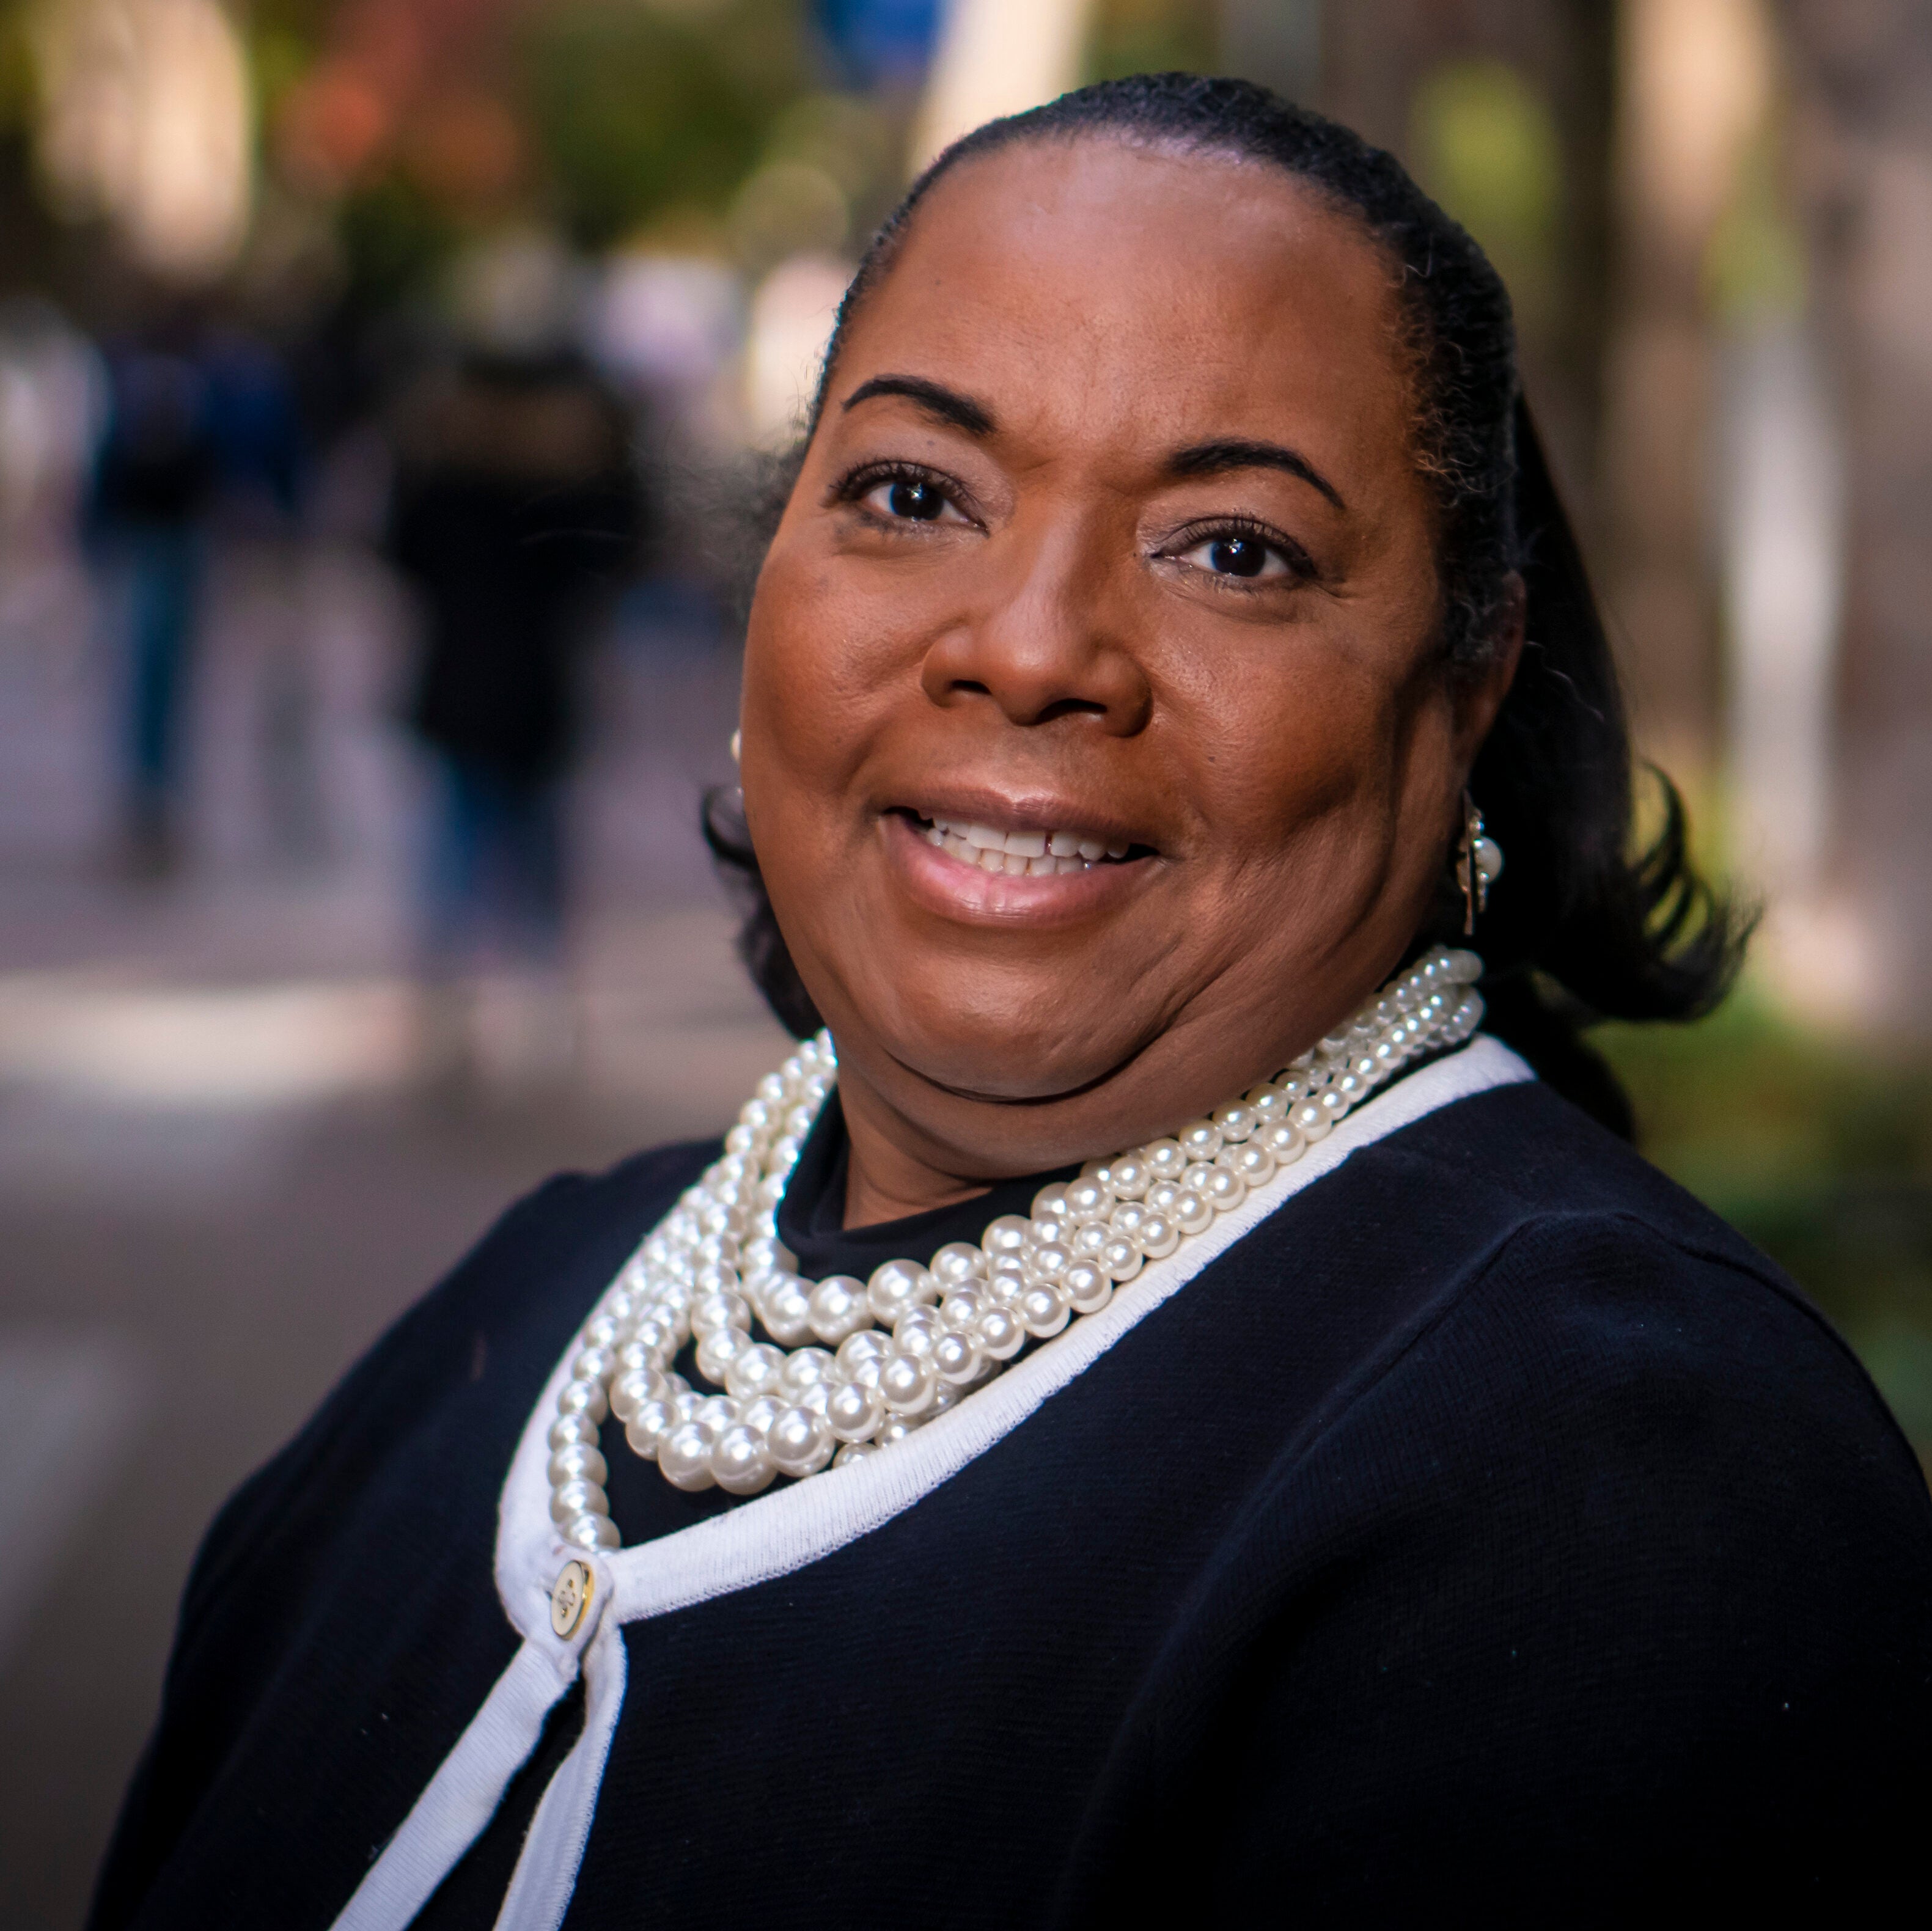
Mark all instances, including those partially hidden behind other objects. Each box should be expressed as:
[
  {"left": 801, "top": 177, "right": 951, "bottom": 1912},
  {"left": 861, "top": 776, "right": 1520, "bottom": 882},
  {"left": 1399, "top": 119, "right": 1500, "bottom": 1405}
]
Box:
[
  {"left": 1169, "top": 1189, "right": 1213, "bottom": 1236},
  {"left": 738, "top": 1393, "right": 785, "bottom": 1437},
  {"left": 834, "top": 1329, "right": 892, "bottom": 1378},
  {"left": 832, "top": 1442, "right": 875, "bottom": 1467},
  {"left": 1110, "top": 1200, "right": 1150, "bottom": 1245},
  {"left": 1030, "top": 1182, "right": 1073, "bottom": 1223},
  {"left": 1212, "top": 1101, "right": 1257, "bottom": 1143},
  {"left": 1246, "top": 1082, "right": 1290, "bottom": 1121},
  {"left": 571, "top": 1346, "right": 615, "bottom": 1385},
  {"left": 564, "top": 1512, "right": 621, "bottom": 1550},
  {"left": 880, "top": 1351, "right": 938, "bottom": 1415},
  {"left": 1145, "top": 1138, "right": 1188, "bottom": 1182},
  {"left": 608, "top": 1369, "right": 656, "bottom": 1422},
  {"left": 939, "top": 1288, "right": 986, "bottom": 1332},
  {"left": 695, "top": 1324, "right": 752, "bottom": 1385},
  {"left": 693, "top": 1228, "right": 740, "bottom": 1266},
  {"left": 547, "top": 1444, "right": 608, "bottom": 1488},
  {"left": 549, "top": 1413, "right": 600, "bottom": 1451},
  {"left": 807, "top": 1276, "right": 869, "bottom": 1346},
  {"left": 1291, "top": 1099, "right": 1331, "bottom": 1141},
  {"left": 1098, "top": 1237, "right": 1144, "bottom": 1281},
  {"left": 740, "top": 1234, "right": 794, "bottom": 1279},
  {"left": 1106, "top": 1152, "right": 1151, "bottom": 1200},
  {"left": 1145, "top": 1179, "right": 1182, "bottom": 1214},
  {"left": 874, "top": 1415, "right": 923, "bottom": 1447},
  {"left": 1019, "top": 1284, "right": 1071, "bottom": 1338},
  {"left": 1255, "top": 1119, "right": 1304, "bottom": 1163},
  {"left": 892, "top": 1313, "right": 942, "bottom": 1358},
  {"left": 1177, "top": 1120, "right": 1222, "bottom": 1164},
  {"left": 1197, "top": 1164, "right": 1247, "bottom": 1212},
  {"left": 556, "top": 1377, "right": 608, "bottom": 1424},
  {"left": 550, "top": 1478, "right": 608, "bottom": 1524},
  {"left": 1064, "top": 1177, "right": 1114, "bottom": 1225},
  {"left": 1134, "top": 1212, "right": 1180, "bottom": 1261},
  {"left": 1222, "top": 1141, "right": 1276, "bottom": 1188},
  {"left": 581, "top": 1313, "right": 622, "bottom": 1350},
  {"left": 826, "top": 1380, "right": 883, "bottom": 1443},
  {"left": 659, "top": 1423, "right": 719, "bottom": 1490},
  {"left": 1070, "top": 1221, "right": 1111, "bottom": 1259},
  {"left": 690, "top": 1291, "right": 750, "bottom": 1338},
  {"left": 779, "top": 1346, "right": 836, "bottom": 1394},
  {"left": 930, "top": 1242, "right": 988, "bottom": 1288},
  {"left": 724, "top": 1342, "right": 787, "bottom": 1401},
  {"left": 867, "top": 1259, "right": 939, "bottom": 1326},
  {"left": 691, "top": 1261, "right": 741, "bottom": 1299},
  {"left": 931, "top": 1329, "right": 983, "bottom": 1384},
  {"left": 762, "top": 1277, "right": 814, "bottom": 1347},
  {"left": 1026, "top": 1242, "right": 1073, "bottom": 1284},
  {"left": 710, "top": 1425, "right": 775, "bottom": 1495},
  {"left": 768, "top": 1404, "right": 834, "bottom": 1478},
  {"left": 977, "top": 1306, "right": 1025, "bottom": 1360},
  {"left": 624, "top": 1398, "right": 679, "bottom": 1459},
  {"left": 986, "top": 1250, "right": 1029, "bottom": 1290},
  {"left": 982, "top": 1214, "right": 1033, "bottom": 1260},
  {"left": 1063, "top": 1262, "right": 1113, "bottom": 1315}
]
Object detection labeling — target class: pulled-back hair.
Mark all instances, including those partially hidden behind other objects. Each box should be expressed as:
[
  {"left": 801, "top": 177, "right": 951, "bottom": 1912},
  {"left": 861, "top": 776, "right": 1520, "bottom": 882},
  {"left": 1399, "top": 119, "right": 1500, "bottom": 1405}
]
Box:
[{"left": 707, "top": 71, "right": 1747, "bottom": 1138}]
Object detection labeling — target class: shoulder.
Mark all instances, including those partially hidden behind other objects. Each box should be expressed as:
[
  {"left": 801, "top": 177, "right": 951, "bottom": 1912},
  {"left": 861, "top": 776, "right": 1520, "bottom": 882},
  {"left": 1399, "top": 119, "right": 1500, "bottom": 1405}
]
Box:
[
  {"left": 1065, "top": 1085, "right": 1932, "bottom": 1911},
  {"left": 1323, "top": 1076, "right": 1923, "bottom": 1531}
]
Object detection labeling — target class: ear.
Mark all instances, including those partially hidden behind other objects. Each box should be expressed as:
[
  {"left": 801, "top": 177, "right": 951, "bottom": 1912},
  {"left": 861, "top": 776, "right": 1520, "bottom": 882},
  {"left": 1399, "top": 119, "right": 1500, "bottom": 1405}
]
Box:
[{"left": 1451, "top": 571, "right": 1526, "bottom": 770}]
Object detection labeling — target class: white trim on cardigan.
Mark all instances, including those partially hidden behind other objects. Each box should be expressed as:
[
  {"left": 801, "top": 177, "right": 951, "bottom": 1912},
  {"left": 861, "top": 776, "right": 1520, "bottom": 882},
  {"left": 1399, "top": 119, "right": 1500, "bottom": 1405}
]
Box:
[{"left": 329, "top": 1033, "right": 1533, "bottom": 1931}]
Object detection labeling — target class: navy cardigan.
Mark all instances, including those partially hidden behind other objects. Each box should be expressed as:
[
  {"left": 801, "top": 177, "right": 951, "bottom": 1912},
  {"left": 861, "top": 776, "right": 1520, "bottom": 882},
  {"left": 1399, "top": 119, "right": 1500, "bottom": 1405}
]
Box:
[{"left": 91, "top": 1078, "right": 1932, "bottom": 1927}]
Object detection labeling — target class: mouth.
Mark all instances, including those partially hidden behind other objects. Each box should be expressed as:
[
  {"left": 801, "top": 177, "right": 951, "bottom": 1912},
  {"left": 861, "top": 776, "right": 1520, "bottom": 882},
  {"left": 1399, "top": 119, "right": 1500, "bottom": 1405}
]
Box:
[{"left": 890, "top": 808, "right": 1155, "bottom": 877}]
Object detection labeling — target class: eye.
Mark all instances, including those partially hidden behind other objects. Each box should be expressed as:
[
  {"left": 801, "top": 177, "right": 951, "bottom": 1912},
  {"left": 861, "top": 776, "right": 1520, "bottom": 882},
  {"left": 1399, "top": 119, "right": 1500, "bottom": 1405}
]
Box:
[
  {"left": 1175, "top": 531, "right": 1293, "bottom": 581},
  {"left": 859, "top": 474, "right": 967, "bottom": 524}
]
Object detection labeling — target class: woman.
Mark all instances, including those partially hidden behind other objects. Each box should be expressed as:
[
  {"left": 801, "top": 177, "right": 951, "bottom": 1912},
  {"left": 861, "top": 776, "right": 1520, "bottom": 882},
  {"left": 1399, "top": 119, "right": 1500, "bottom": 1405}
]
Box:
[{"left": 93, "top": 76, "right": 1930, "bottom": 1928}]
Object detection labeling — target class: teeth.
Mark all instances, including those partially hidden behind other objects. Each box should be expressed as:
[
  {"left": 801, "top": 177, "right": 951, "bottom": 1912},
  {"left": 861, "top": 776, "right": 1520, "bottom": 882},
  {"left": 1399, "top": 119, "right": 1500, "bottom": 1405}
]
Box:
[{"left": 927, "top": 815, "right": 1134, "bottom": 872}]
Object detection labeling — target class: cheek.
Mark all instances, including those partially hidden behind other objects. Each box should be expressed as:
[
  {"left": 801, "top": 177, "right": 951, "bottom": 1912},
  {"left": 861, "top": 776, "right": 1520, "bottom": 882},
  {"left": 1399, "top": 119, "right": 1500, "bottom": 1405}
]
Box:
[
  {"left": 743, "top": 551, "right": 880, "bottom": 801},
  {"left": 1159, "top": 629, "right": 1411, "bottom": 854}
]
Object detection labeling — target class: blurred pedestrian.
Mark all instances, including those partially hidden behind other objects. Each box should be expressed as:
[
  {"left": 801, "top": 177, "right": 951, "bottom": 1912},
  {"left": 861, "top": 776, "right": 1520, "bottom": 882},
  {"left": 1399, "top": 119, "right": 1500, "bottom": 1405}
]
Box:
[
  {"left": 386, "top": 248, "right": 641, "bottom": 1086},
  {"left": 88, "top": 310, "right": 218, "bottom": 875}
]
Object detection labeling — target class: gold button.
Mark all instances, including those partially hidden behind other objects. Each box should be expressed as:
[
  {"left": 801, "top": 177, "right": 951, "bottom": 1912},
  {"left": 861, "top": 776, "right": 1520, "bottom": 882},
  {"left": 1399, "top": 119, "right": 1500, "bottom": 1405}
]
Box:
[{"left": 550, "top": 1560, "right": 592, "bottom": 1638}]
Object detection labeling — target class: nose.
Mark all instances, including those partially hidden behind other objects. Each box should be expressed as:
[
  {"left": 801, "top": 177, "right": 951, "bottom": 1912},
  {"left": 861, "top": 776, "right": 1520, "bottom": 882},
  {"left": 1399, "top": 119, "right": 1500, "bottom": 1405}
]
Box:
[{"left": 918, "top": 518, "right": 1151, "bottom": 734}]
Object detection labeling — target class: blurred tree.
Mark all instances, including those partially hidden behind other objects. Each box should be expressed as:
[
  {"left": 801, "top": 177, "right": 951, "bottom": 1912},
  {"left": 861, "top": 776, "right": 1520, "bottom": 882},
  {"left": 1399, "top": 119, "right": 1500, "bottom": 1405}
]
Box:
[
  {"left": 1777, "top": 0, "right": 1932, "bottom": 1039},
  {"left": 1084, "top": 0, "right": 1216, "bottom": 84},
  {"left": 522, "top": 0, "right": 809, "bottom": 251},
  {"left": 1318, "top": 1, "right": 1615, "bottom": 538},
  {"left": 1596, "top": 0, "right": 1771, "bottom": 784}
]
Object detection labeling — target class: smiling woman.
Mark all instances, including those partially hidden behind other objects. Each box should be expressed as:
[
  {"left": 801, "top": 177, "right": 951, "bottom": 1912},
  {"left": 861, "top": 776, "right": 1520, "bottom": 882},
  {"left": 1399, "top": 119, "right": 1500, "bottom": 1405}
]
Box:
[{"left": 92, "top": 76, "right": 1931, "bottom": 1931}]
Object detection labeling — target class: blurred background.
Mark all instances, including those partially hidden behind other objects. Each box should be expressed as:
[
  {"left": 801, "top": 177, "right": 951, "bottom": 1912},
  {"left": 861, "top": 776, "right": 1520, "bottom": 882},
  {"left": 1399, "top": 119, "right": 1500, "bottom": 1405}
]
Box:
[{"left": 0, "top": 0, "right": 1928, "bottom": 1919}]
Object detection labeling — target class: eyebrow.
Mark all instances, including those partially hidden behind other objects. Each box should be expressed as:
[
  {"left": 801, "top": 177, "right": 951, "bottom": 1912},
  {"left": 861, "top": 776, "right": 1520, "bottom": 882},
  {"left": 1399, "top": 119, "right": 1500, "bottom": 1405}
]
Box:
[
  {"left": 1166, "top": 438, "right": 1346, "bottom": 511},
  {"left": 841, "top": 374, "right": 996, "bottom": 436}
]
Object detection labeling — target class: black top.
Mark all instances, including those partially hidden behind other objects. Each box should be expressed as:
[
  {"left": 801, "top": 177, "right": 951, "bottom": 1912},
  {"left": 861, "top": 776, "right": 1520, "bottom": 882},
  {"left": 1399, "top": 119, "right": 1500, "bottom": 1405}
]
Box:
[{"left": 90, "top": 1078, "right": 1932, "bottom": 1927}]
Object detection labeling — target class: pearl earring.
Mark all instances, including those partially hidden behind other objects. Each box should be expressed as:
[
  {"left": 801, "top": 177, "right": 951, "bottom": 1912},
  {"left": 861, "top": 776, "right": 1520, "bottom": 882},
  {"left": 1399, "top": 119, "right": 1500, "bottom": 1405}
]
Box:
[
  {"left": 1456, "top": 792, "right": 1503, "bottom": 933},
  {"left": 729, "top": 730, "right": 741, "bottom": 764}
]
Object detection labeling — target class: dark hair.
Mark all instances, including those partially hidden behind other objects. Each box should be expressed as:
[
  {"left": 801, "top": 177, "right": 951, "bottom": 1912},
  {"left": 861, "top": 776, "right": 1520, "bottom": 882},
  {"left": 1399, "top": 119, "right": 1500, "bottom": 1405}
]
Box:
[{"left": 706, "top": 72, "right": 1747, "bottom": 1138}]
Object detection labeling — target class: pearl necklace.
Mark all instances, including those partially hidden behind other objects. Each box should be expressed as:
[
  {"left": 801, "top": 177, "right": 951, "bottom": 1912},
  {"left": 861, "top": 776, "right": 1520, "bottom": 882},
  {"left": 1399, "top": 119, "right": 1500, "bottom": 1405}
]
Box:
[{"left": 543, "top": 946, "right": 1486, "bottom": 1549}]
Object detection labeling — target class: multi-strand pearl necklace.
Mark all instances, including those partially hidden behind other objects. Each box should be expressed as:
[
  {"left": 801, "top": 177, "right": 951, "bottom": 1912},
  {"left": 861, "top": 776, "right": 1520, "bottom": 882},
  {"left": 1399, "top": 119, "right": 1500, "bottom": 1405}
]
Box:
[{"left": 543, "top": 946, "right": 1487, "bottom": 1550}]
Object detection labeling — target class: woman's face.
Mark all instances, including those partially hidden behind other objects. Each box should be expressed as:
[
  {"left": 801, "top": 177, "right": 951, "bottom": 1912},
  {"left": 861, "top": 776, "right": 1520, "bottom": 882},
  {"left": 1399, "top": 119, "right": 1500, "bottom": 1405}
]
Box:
[{"left": 741, "top": 138, "right": 1519, "bottom": 1204}]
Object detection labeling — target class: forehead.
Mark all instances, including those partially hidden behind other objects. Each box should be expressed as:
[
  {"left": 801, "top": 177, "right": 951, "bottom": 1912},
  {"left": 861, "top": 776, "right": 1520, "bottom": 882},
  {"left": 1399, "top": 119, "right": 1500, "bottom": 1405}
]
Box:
[{"left": 832, "top": 139, "right": 1414, "bottom": 468}]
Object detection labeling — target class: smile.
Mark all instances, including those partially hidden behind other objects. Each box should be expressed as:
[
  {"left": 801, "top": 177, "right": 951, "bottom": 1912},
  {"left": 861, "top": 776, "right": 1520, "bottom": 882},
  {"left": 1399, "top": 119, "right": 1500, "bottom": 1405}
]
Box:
[{"left": 902, "top": 812, "right": 1142, "bottom": 876}]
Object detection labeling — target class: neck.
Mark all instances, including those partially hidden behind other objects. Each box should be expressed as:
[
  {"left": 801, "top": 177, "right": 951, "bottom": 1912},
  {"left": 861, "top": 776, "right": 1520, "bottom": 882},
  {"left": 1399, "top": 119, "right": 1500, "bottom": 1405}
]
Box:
[{"left": 837, "top": 1072, "right": 998, "bottom": 1229}]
